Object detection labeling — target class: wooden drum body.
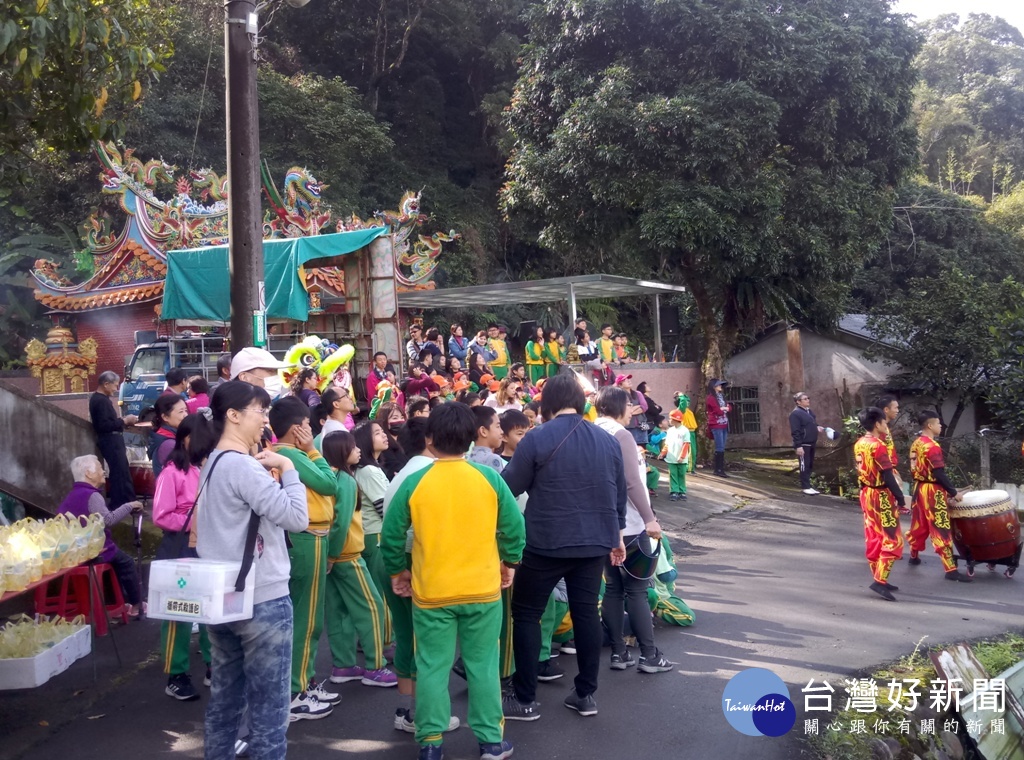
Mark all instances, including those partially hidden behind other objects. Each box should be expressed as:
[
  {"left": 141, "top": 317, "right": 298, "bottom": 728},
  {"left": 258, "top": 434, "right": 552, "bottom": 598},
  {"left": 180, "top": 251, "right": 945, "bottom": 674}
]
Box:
[
  {"left": 949, "top": 490, "right": 1022, "bottom": 572},
  {"left": 130, "top": 462, "right": 156, "bottom": 500}
]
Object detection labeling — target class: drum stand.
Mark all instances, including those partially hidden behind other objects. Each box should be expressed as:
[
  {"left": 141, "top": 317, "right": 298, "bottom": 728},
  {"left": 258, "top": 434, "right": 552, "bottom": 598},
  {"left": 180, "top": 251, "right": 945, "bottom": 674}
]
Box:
[{"left": 954, "top": 542, "right": 1022, "bottom": 578}]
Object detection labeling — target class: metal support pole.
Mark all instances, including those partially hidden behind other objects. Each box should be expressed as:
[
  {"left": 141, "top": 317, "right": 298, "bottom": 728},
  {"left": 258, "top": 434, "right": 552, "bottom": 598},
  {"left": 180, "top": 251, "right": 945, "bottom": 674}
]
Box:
[
  {"left": 980, "top": 435, "right": 992, "bottom": 488},
  {"left": 225, "top": 0, "right": 264, "bottom": 351},
  {"left": 653, "top": 294, "right": 662, "bottom": 362},
  {"left": 567, "top": 282, "right": 577, "bottom": 326}
]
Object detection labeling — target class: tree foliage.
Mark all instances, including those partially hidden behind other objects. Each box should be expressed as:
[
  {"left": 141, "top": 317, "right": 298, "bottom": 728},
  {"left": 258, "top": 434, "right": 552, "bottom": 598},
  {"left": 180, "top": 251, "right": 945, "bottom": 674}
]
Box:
[
  {"left": 913, "top": 14, "right": 1024, "bottom": 199},
  {"left": 0, "top": 0, "right": 174, "bottom": 173},
  {"left": 501, "top": 0, "right": 920, "bottom": 377},
  {"left": 866, "top": 270, "right": 1022, "bottom": 436}
]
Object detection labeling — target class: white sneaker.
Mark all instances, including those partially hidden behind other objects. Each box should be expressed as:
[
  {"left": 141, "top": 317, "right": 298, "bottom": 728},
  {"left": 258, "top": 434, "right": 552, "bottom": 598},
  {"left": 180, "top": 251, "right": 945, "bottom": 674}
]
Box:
[
  {"left": 394, "top": 708, "right": 460, "bottom": 733},
  {"left": 802, "top": 488, "right": 819, "bottom": 495},
  {"left": 289, "top": 691, "right": 333, "bottom": 721},
  {"left": 308, "top": 678, "right": 341, "bottom": 704}
]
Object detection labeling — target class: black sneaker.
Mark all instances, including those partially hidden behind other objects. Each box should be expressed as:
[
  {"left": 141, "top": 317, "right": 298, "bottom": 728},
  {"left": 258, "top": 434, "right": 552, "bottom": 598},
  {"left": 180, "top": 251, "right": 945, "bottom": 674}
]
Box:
[
  {"left": 452, "top": 657, "right": 467, "bottom": 680},
  {"left": 908, "top": 555, "right": 922, "bottom": 566},
  {"left": 610, "top": 651, "right": 635, "bottom": 670},
  {"left": 536, "top": 659, "right": 565, "bottom": 681},
  {"left": 203, "top": 665, "right": 212, "bottom": 687},
  {"left": 637, "top": 652, "right": 675, "bottom": 673},
  {"left": 502, "top": 693, "right": 541, "bottom": 721},
  {"left": 558, "top": 640, "right": 577, "bottom": 655},
  {"left": 418, "top": 745, "right": 444, "bottom": 760},
  {"left": 945, "top": 570, "right": 972, "bottom": 583},
  {"left": 165, "top": 673, "right": 200, "bottom": 701},
  {"left": 563, "top": 689, "right": 598, "bottom": 716},
  {"left": 479, "top": 739, "right": 514, "bottom": 760}
]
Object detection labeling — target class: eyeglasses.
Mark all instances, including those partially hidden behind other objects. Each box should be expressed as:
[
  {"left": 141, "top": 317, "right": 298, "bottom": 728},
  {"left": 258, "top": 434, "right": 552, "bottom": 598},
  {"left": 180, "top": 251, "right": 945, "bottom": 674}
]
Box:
[{"left": 240, "top": 407, "right": 269, "bottom": 418}]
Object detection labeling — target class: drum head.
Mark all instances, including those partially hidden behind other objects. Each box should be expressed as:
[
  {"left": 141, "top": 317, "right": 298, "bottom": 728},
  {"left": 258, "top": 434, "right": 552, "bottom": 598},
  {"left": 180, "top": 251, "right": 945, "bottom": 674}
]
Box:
[{"left": 958, "top": 490, "right": 1010, "bottom": 508}]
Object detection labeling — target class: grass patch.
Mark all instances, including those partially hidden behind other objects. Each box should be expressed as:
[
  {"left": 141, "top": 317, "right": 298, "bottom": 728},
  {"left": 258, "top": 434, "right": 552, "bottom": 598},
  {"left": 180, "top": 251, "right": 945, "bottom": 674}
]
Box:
[{"left": 805, "top": 631, "right": 1024, "bottom": 760}]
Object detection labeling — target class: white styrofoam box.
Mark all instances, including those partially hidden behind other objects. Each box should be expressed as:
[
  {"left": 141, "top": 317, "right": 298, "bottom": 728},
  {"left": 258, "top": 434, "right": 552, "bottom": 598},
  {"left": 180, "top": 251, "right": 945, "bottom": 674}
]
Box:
[
  {"left": 0, "top": 626, "right": 92, "bottom": 690},
  {"left": 147, "top": 558, "right": 254, "bottom": 624}
]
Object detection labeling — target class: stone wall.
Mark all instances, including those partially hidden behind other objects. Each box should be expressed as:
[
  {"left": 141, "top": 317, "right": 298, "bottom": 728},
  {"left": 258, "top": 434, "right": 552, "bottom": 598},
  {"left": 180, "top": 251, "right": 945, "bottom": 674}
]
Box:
[{"left": 0, "top": 377, "right": 99, "bottom": 513}]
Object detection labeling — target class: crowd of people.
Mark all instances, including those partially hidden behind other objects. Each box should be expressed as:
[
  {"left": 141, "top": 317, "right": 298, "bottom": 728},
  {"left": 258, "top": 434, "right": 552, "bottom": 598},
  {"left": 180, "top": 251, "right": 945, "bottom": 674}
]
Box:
[{"left": 76, "top": 319, "right": 699, "bottom": 760}]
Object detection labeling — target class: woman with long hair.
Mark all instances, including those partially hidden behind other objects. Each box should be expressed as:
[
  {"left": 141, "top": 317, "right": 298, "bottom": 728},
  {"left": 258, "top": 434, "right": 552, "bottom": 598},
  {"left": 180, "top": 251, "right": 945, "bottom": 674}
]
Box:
[
  {"left": 152, "top": 413, "right": 217, "bottom": 701},
  {"left": 350, "top": 420, "right": 397, "bottom": 679},
  {"left": 448, "top": 324, "right": 468, "bottom": 361},
  {"left": 148, "top": 394, "right": 188, "bottom": 478},
  {"left": 467, "top": 351, "right": 491, "bottom": 388},
  {"left": 375, "top": 401, "right": 408, "bottom": 479},
  {"left": 484, "top": 377, "right": 524, "bottom": 414},
  {"left": 292, "top": 368, "right": 322, "bottom": 408},
  {"left": 195, "top": 381, "right": 314, "bottom": 748},
  {"left": 321, "top": 430, "right": 396, "bottom": 688},
  {"left": 592, "top": 387, "right": 673, "bottom": 673},
  {"left": 524, "top": 326, "right": 546, "bottom": 385}
]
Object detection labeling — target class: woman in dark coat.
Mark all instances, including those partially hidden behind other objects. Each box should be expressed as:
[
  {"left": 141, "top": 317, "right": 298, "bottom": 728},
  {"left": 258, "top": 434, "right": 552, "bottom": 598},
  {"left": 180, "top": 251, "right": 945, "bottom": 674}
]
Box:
[{"left": 635, "top": 382, "right": 664, "bottom": 428}]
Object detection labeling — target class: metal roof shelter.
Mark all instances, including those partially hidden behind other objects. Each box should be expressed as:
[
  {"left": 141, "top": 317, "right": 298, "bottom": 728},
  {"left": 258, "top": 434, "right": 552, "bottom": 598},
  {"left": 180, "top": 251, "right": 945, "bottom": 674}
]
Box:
[{"left": 396, "top": 273, "right": 687, "bottom": 359}]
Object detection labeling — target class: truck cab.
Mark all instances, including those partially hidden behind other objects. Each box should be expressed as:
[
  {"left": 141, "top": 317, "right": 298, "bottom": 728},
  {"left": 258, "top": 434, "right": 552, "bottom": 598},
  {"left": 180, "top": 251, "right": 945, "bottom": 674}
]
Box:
[{"left": 120, "top": 331, "right": 227, "bottom": 418}]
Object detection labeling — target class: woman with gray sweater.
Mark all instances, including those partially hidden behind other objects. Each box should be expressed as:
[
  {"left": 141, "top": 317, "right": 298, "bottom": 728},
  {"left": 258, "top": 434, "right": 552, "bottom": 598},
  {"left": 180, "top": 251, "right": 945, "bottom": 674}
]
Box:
[
  {"left": 594, "top": 386, "right": 675, "bottom": 674},
  {"left": 195, "top": 380, "right": 309, "bottom": 760}
]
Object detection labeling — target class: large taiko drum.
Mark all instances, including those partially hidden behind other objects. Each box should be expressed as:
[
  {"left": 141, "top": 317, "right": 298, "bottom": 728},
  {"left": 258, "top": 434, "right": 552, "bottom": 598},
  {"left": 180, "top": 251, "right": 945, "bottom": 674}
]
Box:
[
  {"left": 949, "top": 490, "right": 1022, "bottom": 574},
  {"left": 130, "top": 461, "right": 156, "bottom": 500}
]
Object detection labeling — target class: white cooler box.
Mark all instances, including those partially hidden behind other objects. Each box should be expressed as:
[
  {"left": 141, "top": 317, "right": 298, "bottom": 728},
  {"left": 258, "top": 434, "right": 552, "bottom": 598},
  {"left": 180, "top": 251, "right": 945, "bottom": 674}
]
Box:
[
  {"left": 148, "top": 558, "right": 255, "bottom": 624},
  {"left": 0, "top": 626, "right": 92, "bottom": 690}
]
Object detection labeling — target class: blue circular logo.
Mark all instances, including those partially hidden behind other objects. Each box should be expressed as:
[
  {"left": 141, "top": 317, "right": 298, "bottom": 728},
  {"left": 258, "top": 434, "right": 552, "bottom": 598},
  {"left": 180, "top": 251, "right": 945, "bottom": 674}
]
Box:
[{"left": 722, "top": 668, "right": 797, "bottom": 737}]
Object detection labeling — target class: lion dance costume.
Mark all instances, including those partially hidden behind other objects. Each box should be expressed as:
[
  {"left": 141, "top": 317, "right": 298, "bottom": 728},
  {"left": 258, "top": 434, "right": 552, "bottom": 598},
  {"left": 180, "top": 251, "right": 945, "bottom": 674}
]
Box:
[
  {"left": 906, "top": 435, "right": 958, "bottom": 572},
  {"left": 279, "top": 336, "right": 355, "bottom": 397},
  {"left": 854, "top": 434, "right": 905, "bottom": 585}
]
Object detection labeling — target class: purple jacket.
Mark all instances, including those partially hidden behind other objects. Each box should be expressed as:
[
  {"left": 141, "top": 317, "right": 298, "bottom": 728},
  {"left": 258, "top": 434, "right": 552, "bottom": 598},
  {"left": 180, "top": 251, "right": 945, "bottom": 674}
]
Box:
[{"left": 58, "top": 481, "right": 117, "bottom": 562}]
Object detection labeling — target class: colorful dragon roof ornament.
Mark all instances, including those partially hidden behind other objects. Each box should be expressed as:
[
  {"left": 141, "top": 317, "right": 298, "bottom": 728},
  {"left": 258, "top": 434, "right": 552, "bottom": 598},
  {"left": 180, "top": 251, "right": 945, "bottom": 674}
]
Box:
[{"left": 31, "top": 143, "right": 458, "bottom": 312}]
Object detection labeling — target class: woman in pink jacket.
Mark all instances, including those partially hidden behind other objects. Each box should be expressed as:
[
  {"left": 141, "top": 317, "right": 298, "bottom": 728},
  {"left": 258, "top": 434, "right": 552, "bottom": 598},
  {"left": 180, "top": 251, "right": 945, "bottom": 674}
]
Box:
[{"left": 152, "top": 413, "right": 216, "bottom": 702}]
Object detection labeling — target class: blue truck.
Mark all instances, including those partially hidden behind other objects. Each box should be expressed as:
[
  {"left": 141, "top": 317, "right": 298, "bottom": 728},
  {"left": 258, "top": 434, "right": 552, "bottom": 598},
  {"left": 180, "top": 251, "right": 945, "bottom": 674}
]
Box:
[{"left": 119, "top": 332, "right": 227, "bottom": 418}]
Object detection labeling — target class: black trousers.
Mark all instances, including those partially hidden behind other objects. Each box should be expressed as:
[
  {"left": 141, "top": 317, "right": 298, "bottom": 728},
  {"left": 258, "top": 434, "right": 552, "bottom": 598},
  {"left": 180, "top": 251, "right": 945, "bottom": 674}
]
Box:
[
  {"left": 103, "top": 548, "right": 141, "bottom": 606},
  {"left": 511, "top": 550, "right": 605, "bottom": 703},
  {"left": 97, "top": 434, "right": 136, "bottom": 507},
  {"left": 799, "top": 445, "right": 816, "bottom": 490},
  {"left": 602, "top": 534, "right": 656, "bottom": 660}
]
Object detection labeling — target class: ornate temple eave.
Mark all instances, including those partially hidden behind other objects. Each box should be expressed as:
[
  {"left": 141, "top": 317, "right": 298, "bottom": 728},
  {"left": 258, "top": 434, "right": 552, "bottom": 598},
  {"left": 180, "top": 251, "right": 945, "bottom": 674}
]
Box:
[{"left": 38, "top": 282, "right": 164, "bottom": 312}]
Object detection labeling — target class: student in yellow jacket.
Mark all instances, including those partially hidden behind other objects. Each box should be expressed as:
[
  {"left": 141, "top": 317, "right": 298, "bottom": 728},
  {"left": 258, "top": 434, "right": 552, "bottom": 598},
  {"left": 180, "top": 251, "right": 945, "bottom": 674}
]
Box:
[
  {"left": 382, "top": 404, "right": 525, "bottom": 759},
  {"left": 542, "top": 329, "right": 564, "bottom": 378},
  {"left": 524, "top": 325, "right": 546, "bottom": 385},
  {"left": 269, "top": 398, "right": 340, "bottom": 717},
  {"left": 488, "top": 324, "right": 510, "bottom": 380},
  {"left": 320, "top": 429, "right": 396, "bottom": 689}
]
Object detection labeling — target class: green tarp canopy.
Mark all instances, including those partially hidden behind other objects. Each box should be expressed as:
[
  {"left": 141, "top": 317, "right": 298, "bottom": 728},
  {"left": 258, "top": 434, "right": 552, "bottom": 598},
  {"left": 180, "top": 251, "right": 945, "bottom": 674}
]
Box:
[{"left": 161, "top": 227, "right": 389, "bottom": 321}]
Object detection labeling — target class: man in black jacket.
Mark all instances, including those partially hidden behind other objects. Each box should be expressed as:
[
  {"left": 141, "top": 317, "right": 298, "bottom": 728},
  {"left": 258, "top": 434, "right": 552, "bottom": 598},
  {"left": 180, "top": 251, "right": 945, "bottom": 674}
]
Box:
[
  {"left": 789, "top": 392, "right": 823, "bottom": 495},
  {"left": 89, "top": 371, "right": 139, "bottom": 506}
]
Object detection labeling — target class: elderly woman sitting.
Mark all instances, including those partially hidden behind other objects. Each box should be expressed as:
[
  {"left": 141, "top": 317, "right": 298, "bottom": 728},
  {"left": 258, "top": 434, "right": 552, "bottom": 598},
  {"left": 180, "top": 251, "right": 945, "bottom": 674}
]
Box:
[{"left": 57, "top": 454, "right": 145, "bottom": 617}]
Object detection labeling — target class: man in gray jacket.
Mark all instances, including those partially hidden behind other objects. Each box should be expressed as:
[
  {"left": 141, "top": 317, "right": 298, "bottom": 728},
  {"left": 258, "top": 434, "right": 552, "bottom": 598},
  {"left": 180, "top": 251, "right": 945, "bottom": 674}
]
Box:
[{"left": 789, "top": 392, "right": 824, "bottom": 495}]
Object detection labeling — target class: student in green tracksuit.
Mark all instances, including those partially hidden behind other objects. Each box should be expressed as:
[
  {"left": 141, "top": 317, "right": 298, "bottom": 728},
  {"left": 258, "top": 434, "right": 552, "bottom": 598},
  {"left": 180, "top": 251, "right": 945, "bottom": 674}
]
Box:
[
  {"left": 352, "top": 420, "right": 394, "bottom": 645},
  {"left": 382, "top": 403, "right": 525, "bottom": 760},
  {"left": 320, "top": 429, "right": 397, "bottom": 688},
  {"left": 269, "top": 397, "right": 340, "bottom": 720}
]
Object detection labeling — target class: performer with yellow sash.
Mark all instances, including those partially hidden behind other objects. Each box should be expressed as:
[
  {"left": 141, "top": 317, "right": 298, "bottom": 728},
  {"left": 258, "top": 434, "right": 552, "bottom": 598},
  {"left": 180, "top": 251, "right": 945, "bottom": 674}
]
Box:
[
  {"left": 524, "top": 326, "right": 546, "bottom": 385},
  {"left": 907, "top": 410, "right": 970, "bottom": 581},
  {"left": 488, "top": 324, "right": 510, "bottom": 380},
  {"left": 854, "top": 407, "right": 906, "bottom": 602}
]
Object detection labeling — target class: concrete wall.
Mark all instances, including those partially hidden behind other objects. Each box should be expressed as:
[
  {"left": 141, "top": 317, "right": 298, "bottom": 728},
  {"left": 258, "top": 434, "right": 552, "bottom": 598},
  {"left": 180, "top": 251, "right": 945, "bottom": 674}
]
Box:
[
  {"left": 0, "top": 377, "right": 99, "bottom": 513},
  {"left": 613, "top": 363, "right": 702, "bottom": 412}
]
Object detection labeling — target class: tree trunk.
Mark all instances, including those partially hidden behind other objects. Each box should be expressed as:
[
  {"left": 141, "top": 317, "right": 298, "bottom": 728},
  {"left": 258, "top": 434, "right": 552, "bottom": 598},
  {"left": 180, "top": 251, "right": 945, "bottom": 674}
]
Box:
[{"left": 945, "top": 397, "right": 966, "bottom": 439}]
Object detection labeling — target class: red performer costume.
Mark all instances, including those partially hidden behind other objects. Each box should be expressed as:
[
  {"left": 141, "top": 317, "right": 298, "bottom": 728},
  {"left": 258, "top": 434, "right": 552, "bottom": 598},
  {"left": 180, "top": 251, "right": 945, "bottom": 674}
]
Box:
[
  {"left": 907, "top": 434, "right": 958, "bottom": 571},
  {"left": 854, "top": 413, "right": 905, "bottom": 601}
]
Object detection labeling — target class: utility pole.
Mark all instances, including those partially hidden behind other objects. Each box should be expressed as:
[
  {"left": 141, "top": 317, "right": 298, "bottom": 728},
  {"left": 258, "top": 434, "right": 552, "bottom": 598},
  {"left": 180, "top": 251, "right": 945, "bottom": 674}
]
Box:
[{"left": 225, "top": 0, "right": 264, "bottom": 351}]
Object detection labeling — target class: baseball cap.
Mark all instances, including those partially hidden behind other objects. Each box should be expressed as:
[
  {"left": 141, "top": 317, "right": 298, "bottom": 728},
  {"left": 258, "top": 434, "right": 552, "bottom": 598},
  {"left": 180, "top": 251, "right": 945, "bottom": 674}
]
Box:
[
  {"left": 488, "top": 380, "right": 501, "bottom": 392},
  {"left": 669, "top": 409, "right": 684, "bottom": 422},
  {"left": 230, "top": 347, "right": 294, "bottom": 379},
  {"left": 614, "top": 373, "right": 633, "bottom": 385}
]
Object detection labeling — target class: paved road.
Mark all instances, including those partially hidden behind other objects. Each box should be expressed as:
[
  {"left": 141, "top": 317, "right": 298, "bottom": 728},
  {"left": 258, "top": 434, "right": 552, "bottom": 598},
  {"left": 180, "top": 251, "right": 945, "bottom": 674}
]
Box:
[{"left": 4, "top": 473, "right": 1022, "bottom": 759}]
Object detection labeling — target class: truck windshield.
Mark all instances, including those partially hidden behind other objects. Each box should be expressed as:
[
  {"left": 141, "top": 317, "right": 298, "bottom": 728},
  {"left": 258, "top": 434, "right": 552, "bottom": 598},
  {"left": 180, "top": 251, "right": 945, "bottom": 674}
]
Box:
[{"left": 131, "top": 349, "right": 166, "bottom": 377}]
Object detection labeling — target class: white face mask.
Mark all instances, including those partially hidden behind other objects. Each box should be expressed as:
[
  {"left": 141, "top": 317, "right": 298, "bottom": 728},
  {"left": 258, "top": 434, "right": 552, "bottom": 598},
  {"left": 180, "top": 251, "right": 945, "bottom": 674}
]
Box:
[{"left": 263, "top": 375, "right": 284, "bottom": 400}]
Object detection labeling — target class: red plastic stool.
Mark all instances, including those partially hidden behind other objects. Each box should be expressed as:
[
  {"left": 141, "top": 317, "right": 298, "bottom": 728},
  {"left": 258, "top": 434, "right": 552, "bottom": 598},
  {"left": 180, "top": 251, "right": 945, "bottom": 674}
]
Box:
[{"left": 34, "top": 563, "right": 128, "bottom": 636}]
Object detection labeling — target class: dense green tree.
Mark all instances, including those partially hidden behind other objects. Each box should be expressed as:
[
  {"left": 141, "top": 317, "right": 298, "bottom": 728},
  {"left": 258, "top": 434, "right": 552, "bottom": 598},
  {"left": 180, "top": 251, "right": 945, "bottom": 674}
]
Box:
[
  {"left": 866, "top": 270, "right": 1022, "bottom": 436},
  {"left": 501, "top": 0, "right": 920, "bottom": 378},
  {"left": 0, "top": 0, "right": 174, "bottom": 175},
  {"left": 854, "top": 181, "right": 1024, "bottom": 310},
  {"left": 913, "top": 14, "right": 1024, "bottom": 199}
]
